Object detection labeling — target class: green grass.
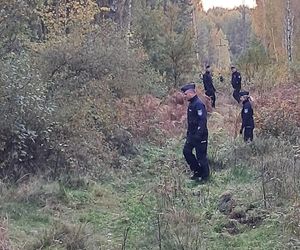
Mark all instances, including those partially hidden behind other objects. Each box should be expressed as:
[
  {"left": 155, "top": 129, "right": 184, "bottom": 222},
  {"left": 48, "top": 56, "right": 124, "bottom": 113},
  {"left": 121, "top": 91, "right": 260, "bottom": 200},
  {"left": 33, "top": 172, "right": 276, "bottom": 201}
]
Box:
[
  {"left": 0, "top": 202, "right": 50, "bottom": 228},
  {"left": 225, "top": 164, "right": 256, "bottom": 184},
  {"left": 208, "top": 221, "right": 283, "bottom": 249},
  {"left": 0, "top": 138, "right": 296, "bottom": 249}
]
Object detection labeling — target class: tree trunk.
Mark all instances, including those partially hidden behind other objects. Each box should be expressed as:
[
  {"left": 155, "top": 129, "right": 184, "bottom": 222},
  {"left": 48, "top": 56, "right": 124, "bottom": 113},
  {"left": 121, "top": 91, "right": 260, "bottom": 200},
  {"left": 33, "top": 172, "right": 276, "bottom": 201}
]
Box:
[
  {"left": 285, "top": 0, "right": 293, "bottom": 62},
  {"left": 262, "top": 0, "right": 267, "bottom": 52},
  {"left": 242, "top": 3, "right": 246, "bottom": 53},
  {"left": 271, "top": 28, "right": 279, "bottom": 62},
  {"left": 191, "top": 2, "right": 200, "bottom": 68},
  {"left": 127, "top": 0, "right": 132, "bottom": 46}
]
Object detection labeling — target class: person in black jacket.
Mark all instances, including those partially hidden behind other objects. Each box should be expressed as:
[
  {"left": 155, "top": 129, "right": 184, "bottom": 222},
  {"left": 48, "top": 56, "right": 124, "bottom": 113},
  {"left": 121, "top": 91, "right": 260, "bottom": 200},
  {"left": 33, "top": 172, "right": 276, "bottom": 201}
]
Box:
[
  {"left": 181, "top": 83, "right": 210, "bottom": 181},
  {"left": 202, "top": 65, "right": 216, "bottom": 108},
  {"left": 231, "top": 66, "right": 242, "bottom": 103},
  {"left": 239, "top": 91, "right": 254, "bottom": 142}
]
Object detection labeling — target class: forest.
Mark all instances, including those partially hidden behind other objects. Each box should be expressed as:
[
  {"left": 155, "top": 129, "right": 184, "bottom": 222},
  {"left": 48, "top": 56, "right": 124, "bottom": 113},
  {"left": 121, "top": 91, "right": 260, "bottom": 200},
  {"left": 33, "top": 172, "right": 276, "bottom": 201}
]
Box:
[{"left": 0, "top": 0, "right": 299, "bottom": 249}]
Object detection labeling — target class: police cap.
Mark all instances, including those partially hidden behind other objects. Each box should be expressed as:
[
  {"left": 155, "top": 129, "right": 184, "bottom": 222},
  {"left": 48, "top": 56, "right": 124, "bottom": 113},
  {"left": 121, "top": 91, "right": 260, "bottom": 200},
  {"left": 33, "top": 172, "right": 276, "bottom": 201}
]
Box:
[
  {"left": 180, "top": 83, "right": 196, "bottom": 93},
  {"left": 239, "top": 91, "right": 249, "bottom": 97}
]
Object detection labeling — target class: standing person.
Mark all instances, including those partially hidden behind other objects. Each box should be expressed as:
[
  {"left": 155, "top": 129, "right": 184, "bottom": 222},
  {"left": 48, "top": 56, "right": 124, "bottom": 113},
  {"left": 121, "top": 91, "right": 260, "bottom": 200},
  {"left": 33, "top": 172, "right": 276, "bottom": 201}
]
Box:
[
  {"left": 239, "top": 91, "right": 254, "bottom": 142},
  {"left": 181, "top": 83, "right": 210, "bottom": 181},
  {"left": 202, "top": 65, "right": 216, "bottom": 108},
  {"left": 231, "top": 66, "right": 242, "bottom": 103}
]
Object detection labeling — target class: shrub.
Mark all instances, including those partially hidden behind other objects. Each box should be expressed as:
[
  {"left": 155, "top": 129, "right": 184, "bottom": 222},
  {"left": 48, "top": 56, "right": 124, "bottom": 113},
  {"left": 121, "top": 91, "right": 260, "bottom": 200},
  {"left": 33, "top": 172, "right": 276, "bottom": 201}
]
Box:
[
  {"left": 0, "top": 21, "right": 165, "bottom": 181},
  {"left": 28, "top": 222, "right": 89, "bottom": 250},
  {"left": 255, "top": 84, "right": 300, "bottom": 142},
  {"left": 36, "top": 23, "right": 156, "bottom": 176},
  {"left": 0, "top": 53, "right": 66, "bottom": 181}
]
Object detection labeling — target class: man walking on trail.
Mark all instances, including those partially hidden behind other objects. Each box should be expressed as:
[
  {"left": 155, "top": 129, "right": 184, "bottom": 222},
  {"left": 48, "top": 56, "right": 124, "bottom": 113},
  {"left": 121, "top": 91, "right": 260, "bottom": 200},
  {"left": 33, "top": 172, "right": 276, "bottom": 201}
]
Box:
[
  {"left": 239, "top": 91, "right": 254, "bottom": 142},
  {"left": 231, "top": 66, "right": 242, "bottom": 103},
  {"left": 202, "top": 65, "right": 216, "bottom": 108},
  {"left": 181, "top": 83, "right": 210, "bottom": 181}
]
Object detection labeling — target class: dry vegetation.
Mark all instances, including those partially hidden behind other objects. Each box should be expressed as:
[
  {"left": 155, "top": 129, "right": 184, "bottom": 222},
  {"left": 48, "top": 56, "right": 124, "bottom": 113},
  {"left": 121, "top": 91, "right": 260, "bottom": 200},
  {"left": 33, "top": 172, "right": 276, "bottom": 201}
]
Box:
[{"left": 0, "top": 0, "right": 300, "bottom": 249}]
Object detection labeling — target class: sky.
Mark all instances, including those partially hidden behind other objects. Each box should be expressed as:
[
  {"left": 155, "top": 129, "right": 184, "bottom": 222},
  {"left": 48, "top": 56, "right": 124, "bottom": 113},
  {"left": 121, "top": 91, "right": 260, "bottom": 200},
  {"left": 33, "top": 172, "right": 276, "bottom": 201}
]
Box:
[{"left": 202, "top": 0, "right": 257, "bottom": 11}]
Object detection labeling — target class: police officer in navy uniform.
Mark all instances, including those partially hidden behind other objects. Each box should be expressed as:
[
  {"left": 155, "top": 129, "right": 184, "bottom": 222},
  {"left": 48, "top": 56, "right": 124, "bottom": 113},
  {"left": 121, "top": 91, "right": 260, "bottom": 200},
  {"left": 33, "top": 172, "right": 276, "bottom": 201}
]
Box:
[
  {"left": 231, "top": 66, "right": 242, "bottom": 103},
  {"left": 202, "top": 65, "right": 216, "bottom": 108},
  {"left": 181, "top": 83, "right": 210, "bottom": 181},
  {"left": 239, "top": 91, "right": 254, "bottom": 142}
]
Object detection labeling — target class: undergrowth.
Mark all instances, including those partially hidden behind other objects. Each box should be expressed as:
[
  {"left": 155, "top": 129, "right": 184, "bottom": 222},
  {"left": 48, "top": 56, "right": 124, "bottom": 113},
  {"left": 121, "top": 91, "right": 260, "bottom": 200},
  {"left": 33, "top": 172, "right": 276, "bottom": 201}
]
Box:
[{"left": 0, "top": 134, "right": 299, "bottom": 249}]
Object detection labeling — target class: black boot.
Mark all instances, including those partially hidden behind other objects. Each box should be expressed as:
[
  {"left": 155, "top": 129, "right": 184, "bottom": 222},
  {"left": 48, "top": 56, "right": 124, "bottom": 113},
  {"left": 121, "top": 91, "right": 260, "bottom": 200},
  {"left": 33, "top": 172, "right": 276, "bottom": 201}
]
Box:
[{"left": 190, "top": 172, "right": 201, "bottom": 180}]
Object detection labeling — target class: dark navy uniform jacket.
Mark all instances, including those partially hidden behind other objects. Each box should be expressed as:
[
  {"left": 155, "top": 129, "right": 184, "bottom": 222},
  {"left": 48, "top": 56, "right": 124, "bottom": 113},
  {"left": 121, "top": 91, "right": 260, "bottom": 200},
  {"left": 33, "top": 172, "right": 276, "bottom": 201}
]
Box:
[
  {"left": 231, "top": 71, "right": 242, "bottom": 91},
  {"left": 203, "top": 71, "right": 216, "bottom": 94},
  {"left": 187, "top": 95, "right": 208, "bottom": 141},
  {"left": 241, "top": 100, "right": 254, "bottom": 129}
]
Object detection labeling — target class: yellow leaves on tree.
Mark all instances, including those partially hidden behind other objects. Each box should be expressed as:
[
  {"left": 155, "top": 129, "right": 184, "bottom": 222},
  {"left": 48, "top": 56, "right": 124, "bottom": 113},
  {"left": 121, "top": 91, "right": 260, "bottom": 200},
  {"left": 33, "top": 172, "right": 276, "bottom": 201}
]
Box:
[
  {"left": 39, "top": 0, "right": 99, "bottom": 38},
  {"left": 252, "top": 0, "right": 300, "bottom": 63}
]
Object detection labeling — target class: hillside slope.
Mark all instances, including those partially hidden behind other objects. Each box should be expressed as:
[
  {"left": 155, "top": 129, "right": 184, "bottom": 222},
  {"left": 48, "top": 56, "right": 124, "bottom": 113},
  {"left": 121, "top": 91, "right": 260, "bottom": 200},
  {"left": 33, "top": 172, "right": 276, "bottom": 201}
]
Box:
[{"left": 0, "top": 90, "right": 299, "bottom": 249}]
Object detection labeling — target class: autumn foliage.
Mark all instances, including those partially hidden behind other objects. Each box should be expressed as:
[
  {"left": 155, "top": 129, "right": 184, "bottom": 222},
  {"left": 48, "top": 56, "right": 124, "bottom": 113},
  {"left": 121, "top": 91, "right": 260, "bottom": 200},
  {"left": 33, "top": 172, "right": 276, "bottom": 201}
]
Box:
[
  {"left": 255, "top": 84, "right": 300, "bottom": 138},
  {"left": 116, "top": 89, "right": 212, "bottom": 143},
  {"left": 0, "top": 0, "right": 299, "bottom": 184}
]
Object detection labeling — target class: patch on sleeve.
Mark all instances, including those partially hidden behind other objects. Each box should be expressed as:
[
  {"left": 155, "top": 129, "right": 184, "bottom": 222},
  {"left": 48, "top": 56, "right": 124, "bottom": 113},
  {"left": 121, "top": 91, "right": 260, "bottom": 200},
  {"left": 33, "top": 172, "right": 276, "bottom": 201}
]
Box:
[
  {"left": 197, "top": 109, "right": 203, "bottom": 116},
  {"left": 244, "top": 108, "right": 248, "bottom": 114}
]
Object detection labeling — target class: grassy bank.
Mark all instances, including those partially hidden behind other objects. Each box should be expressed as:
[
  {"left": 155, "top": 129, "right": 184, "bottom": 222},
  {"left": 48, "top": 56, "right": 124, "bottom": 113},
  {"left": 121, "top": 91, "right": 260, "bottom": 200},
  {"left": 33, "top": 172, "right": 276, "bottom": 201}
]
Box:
[{"left": 0, "top": 132, "right": 299, "bottom": 249}]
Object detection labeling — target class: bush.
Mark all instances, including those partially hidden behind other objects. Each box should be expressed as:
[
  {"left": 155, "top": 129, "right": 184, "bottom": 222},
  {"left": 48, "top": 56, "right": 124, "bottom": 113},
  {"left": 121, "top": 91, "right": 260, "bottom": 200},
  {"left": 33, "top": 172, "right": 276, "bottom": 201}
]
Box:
[
  {"left": 28, "top": 222, "right": 89, "bottom": 250},
  {"left": 36, "top": 23, "right": 161, "bottom": 176},
  {"left": 39, "top": 22, "right": 162, "bottom": 98},
  {"left": 255, "top": 84, "right": 300, "bottom": 142},
  {"left": 0, "top": 20, "right": 167, "bottom": 181},
  {"left": 0, "top": 53, "right": 66, "bottom": 181}
]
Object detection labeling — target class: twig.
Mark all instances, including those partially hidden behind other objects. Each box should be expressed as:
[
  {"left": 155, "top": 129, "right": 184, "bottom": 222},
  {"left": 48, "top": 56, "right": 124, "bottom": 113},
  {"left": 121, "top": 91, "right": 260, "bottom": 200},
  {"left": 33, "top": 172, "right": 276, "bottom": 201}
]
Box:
[
  {"left": 261, "top": 156, "right": 267, "bottom": 209},
  {"left": 121, "top": 226, "right": 130, "bottom": 250},
  {"left": 16, "top": 173, "right": 30, "bottom": 184},
  {"left": 157, "top": 213, "right": 162, "bottom": 250}
]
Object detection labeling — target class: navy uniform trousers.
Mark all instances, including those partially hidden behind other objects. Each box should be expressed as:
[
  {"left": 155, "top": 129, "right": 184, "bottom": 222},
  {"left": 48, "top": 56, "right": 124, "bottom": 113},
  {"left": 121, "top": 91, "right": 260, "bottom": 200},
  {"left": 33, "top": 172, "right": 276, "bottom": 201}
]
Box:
[{"left": 183, "top": 136, "right": 209, "bottom": 179}]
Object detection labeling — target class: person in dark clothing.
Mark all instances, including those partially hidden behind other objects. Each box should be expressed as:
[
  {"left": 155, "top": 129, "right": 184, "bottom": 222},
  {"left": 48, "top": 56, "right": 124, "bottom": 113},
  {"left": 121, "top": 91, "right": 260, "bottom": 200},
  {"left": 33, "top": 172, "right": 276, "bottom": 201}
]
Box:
[
  {"left": 181, "top": 83, "right": 210, "bottom": 181},
  {"left": 202, "top": 65, "right": 216, "bottom": 108},
  {"left": 231, "top": 66, "right": 242, "bottom": 103},
  {"left": 239, "top": 91, "right": 254, "bottom": 142}
]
